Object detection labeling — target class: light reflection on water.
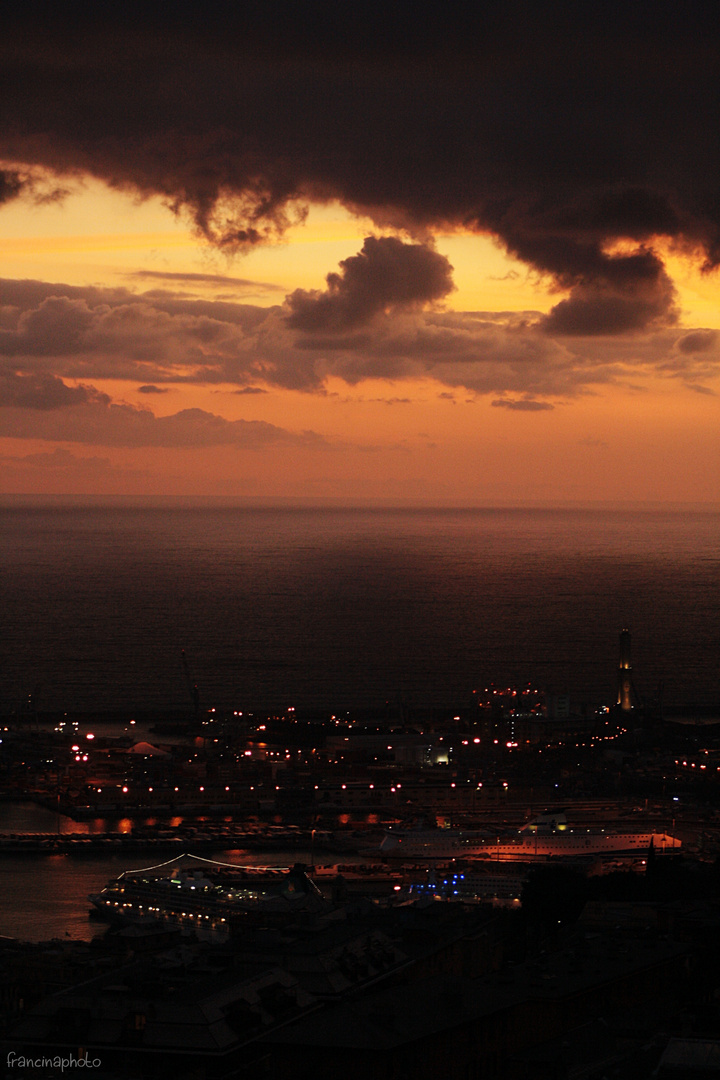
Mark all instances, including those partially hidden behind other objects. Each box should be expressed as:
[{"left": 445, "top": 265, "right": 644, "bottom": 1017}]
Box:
[
  {"left": 0, "top": 803, "right": 186, "bottom": 836},
  {"left": 0, "top": 848, "right": 322, "bottom": 943},
  {"left": 0, "top": 801, "right": 373, "bottom": 942}
]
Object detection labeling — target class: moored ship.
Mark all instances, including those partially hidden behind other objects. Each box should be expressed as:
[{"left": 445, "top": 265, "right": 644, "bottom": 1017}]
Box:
[
  {"left": 379, "top": 813, "right": 682, "bottom": 861},
  {"left": 309, "top": 862, "right": 406, "bottom": 887},
  {"left": 89, "top": 854, "right": 328, "bottom": 933}
]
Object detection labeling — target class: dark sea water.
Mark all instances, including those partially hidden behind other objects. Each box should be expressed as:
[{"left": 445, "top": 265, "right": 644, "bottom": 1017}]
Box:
[{"left": 1, "top": 503, "right": 719, "bottom": 714}]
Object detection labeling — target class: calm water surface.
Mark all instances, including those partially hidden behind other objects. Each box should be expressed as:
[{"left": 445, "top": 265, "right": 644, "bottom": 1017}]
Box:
[{"left": 1, "top": 504, "right": 719, "bottom": 712}]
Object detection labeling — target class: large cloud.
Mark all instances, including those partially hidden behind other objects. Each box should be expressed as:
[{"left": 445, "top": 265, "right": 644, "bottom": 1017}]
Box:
[
  {"left": 1, "top": 269, "right": 718, "bottom": 405},
  {"left": 539, "top": 249, "right": 679, "bottom": 336},
  {"left": 286, "top": 236, "right": 454, "bottom": 331},
  {"left": 2, "top": 7, "right": 720, "bottom": 331}
]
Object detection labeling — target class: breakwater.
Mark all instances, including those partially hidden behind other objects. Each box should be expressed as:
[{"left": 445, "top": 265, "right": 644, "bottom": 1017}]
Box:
[{"left": 0, "top": 825, "right": 332, "bottom": 856}]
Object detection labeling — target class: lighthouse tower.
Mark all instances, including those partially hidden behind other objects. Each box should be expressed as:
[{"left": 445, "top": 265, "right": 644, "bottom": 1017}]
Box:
[{"left": 616, "top": 627, "right": 635, "bottom": 712}]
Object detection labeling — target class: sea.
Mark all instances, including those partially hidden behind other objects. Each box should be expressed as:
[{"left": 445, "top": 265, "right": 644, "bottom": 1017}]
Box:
[
  {"left": 1, "top": 500, "right": 719, "bottom": 940},
  {"left": 1, "top": 501, "right": 719, "bottom": 716}
]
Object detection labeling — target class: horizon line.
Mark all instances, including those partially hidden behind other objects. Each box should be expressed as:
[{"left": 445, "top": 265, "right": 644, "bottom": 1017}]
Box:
[{"left": 1, "top": 494, "right": 719, "bottom": 512}]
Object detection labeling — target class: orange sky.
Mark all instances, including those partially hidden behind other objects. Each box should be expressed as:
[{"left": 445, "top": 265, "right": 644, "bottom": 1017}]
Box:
[{"left": 1, "top": 180, "right": 719, "bottom": 505}]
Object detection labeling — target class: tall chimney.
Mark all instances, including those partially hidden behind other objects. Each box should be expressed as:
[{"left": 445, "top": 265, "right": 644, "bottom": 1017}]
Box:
[{"left": 617, "top": 628, "right": 634, "bottom": 712}]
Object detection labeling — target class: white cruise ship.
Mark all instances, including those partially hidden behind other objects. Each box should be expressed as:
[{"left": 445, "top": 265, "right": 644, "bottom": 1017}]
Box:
[{"left": 379, "top": 813, "right": 681, "bottom": 861}]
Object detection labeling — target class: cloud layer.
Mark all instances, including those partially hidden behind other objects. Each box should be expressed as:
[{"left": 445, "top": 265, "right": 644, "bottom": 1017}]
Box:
[
  {"left": 1, "top": 256, "right": 718, "bottom": 441},
  {"left": 0, "top": 398, "right": 321, "bottom": 448},
  {"left": 3, "top": 6, "right": 720, "bottom": 333}
]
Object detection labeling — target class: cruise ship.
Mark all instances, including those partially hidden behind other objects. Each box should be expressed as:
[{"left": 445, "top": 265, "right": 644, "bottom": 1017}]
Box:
[
  {"left": 89, "top": 855, "right": 328, "bottom": 931},
  {"left": 379, "top": 813, "right": 681, "bottom": 861}
]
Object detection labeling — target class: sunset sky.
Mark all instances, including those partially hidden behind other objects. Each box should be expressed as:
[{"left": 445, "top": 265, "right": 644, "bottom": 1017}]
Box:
[{"left": 1, "top": 5, "right": 719, "bottom": 504}]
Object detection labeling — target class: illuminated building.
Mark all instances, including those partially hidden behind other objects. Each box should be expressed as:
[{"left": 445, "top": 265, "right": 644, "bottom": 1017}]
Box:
[{"left": 616, "top": 628, "right": 636, "bottom": 712}]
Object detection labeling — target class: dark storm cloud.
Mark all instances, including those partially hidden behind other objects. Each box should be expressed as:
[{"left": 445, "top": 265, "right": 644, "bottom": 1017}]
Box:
[
  {"left": 539, "top": 249, "right": 679, "bottom": 336},
  {"left": 285, "top": 237, "right": 455, "bottom": 332},
  {"left": 0, "top": 165, "right": 69, "bottom": 206},
  {"left": 3, "top": 5, "right": 720, "bottom": 332},
  {"left": 0, "top": 168, "right": 26, "bottom": 204},
  {"left": 137, "top": 384, "right": 170, "bottom": 394}
]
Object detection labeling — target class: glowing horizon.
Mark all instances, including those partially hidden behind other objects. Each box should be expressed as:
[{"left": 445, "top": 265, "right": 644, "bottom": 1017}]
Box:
[{"left": 1, "top": 183, "right": 718, "bottom": 505}]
